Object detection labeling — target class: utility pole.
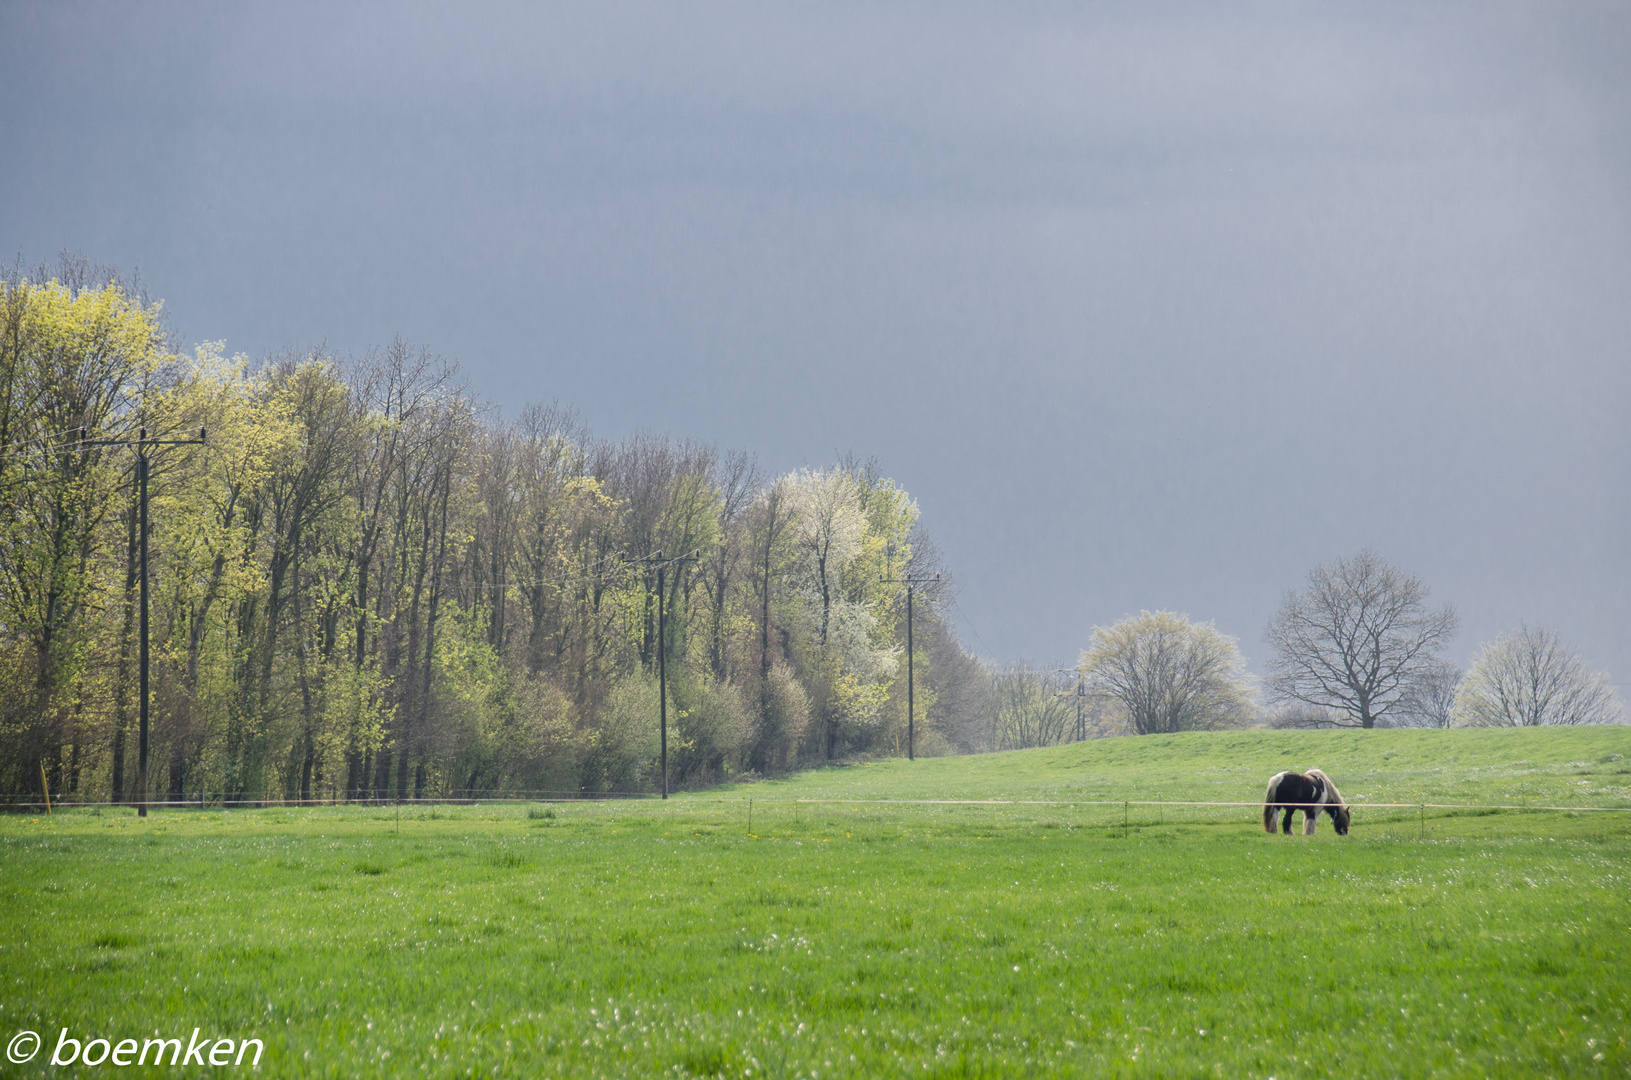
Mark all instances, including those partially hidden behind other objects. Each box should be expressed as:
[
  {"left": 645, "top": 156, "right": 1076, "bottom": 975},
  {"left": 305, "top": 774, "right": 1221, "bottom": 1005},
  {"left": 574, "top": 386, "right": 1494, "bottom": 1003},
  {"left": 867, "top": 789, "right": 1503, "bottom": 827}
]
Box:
[
  {"left": 80, "top": 426, "right": 206, "bottom": 817},
  {"left": 1074, "top": 673, "right": 1086, "bottom": 741},
  {"left": 883, "top": 545, "right": 939, "bottom": 762},
  {"left": 1056, "top": 668, "right": 1088, "bottom": 742},
  {"left": 643, "top": 551, "right": 695, "bottom": 799},
  {"left": 138, "top": 437, "right": 149, "bottom": 815},
  {"left": 658, "top": 564, "right": 667, "bottom": 800}
]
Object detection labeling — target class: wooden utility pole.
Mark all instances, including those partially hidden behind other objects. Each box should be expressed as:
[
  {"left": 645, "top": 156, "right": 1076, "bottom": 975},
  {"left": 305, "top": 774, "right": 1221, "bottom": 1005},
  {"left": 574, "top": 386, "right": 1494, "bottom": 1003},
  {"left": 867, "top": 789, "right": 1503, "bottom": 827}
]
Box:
[
  {"left": 883, "top": 552, "right": 939, "bottom": 761},
  {"left": 80, "top": 427, "right": 206, "bottom": 817},
  {"left": 658, "top": 564, "right": 668, "bottom": 799},
  {"left": 642, "top": 551, "right": 696, "bottom": 799},
  {"left": 1056, "top": 668, "right": 1088, "bottom": 742},
  {"left": 137, "top": 437, "right": 149, "bottom": 815}
]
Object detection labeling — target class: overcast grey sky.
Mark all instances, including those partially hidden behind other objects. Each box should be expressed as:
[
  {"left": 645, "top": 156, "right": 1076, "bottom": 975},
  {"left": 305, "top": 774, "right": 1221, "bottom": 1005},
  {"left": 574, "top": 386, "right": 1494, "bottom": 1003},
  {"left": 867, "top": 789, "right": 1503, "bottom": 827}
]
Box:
[{"left": 4, "top": 1, "right": 1628, "bottom": 680}]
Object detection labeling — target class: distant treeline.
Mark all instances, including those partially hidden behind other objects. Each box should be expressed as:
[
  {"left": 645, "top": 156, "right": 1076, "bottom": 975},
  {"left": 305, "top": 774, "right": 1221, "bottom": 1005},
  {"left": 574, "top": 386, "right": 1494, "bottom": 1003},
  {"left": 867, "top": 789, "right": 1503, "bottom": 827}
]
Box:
[{"left": 3, "top": 260, "right": 1027, "bottom": 803}]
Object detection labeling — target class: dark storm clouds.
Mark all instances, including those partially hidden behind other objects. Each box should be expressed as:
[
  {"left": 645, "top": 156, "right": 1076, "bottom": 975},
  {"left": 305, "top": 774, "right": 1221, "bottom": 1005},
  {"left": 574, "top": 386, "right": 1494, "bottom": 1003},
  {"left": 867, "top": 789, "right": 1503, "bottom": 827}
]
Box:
[{"left": 4, "top": 2, "right": 1628, "bottom": 679}]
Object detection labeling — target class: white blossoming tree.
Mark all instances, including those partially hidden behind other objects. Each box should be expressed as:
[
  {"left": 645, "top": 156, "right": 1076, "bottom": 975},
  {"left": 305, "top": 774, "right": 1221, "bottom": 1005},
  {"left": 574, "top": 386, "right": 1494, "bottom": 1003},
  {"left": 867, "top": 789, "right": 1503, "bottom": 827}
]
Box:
[{"left": 1452, "top": 625, "right": 1625, "bottom": 727}]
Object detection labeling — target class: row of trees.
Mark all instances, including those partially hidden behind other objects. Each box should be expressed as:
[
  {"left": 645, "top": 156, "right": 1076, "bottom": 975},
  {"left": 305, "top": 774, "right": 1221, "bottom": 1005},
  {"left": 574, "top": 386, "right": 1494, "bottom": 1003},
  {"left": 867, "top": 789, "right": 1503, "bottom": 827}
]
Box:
[
  {"left": 2, "top": 261, "right": 1616, "bottom": 801},
  {"left": 1072, "top": 550, "right": 1625, "bottom": 734},
  {"left": 0, "top": 262, "right": 1001, "bottom": 802}
]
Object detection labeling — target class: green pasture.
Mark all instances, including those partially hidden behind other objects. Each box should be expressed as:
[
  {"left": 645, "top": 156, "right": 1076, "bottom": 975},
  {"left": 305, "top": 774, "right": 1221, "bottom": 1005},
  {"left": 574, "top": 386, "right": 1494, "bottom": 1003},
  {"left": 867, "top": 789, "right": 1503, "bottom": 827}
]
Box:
[
  {"left": 2, "top": 728, "right": 1629, "bottom": 1078},
  {"left": 750, "top": 724, "right": 1631, "bottom": 807}
]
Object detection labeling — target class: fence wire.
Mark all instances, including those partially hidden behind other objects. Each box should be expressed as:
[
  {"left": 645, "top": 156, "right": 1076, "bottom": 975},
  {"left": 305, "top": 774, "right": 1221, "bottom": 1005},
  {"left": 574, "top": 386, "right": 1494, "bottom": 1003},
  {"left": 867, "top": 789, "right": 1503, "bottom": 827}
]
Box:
[{"left": 5, "top": 794, "right": 1629, "bottom": 814}]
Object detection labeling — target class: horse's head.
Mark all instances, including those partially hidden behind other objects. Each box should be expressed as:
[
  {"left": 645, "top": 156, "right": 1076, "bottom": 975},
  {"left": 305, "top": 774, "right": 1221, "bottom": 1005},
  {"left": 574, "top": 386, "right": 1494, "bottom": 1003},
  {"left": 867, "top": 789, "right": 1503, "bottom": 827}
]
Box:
[{"left": 1330, "top": 803, "right": 1351, "bottom": 835}]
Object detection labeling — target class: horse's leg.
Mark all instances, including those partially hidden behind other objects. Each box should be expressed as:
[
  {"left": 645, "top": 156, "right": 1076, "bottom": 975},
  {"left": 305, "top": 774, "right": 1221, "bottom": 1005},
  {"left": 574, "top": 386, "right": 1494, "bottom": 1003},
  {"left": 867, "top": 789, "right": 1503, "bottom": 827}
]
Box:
[
  {"left": 1303, "top": 808, "right": 1318, "bottom": 836},
  {"left": 1281, "top": 807, "right": 1294, "bottom": 834}
]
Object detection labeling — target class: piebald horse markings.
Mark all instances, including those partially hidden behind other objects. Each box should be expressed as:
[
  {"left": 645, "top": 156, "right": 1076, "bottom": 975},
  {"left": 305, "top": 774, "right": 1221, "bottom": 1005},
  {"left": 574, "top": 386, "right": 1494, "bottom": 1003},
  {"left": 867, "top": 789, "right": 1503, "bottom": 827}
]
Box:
[{"left": 1262, "top": 768, "right": 1351, "bottom": 836}]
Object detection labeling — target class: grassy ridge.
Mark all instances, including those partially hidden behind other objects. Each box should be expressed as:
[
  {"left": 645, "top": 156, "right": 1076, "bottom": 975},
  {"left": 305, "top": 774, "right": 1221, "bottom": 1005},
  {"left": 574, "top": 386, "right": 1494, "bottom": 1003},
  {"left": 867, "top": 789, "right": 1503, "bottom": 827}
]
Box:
[
  {"left": 1, "top": 727, "right": 1628, "bottom": 1079},
  {"left": 744, "top": 726, "right": 1631, "bottom": 806}
]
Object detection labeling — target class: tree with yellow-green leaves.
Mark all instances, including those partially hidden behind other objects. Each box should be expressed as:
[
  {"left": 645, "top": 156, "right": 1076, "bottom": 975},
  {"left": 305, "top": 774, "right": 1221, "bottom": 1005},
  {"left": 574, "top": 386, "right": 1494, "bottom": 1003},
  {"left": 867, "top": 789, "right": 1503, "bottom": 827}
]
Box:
[
  {"left": 0, "top": 258, "right": 993, "bottom": 803},
  {"left": 0, "top": 264, "right": 170, "bottom": 797}
]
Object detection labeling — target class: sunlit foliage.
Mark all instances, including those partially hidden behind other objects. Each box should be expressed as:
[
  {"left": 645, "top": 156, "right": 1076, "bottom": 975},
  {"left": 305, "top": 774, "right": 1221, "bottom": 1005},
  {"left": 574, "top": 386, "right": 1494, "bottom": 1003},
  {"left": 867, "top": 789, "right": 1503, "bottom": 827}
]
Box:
[{"left": 0, "top": 271, "right": 984, "bottom": 801}]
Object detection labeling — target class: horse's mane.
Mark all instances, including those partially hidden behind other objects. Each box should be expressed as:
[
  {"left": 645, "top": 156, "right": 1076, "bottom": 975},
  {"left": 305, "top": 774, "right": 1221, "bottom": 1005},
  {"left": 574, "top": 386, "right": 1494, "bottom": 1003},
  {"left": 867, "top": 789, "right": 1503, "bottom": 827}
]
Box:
[
  {"left": 1305, "top": 768, "right": 1345, "bottom": 807},
  {"left": 1305, "top": 767, "right": 1351, "bottom": 832}
]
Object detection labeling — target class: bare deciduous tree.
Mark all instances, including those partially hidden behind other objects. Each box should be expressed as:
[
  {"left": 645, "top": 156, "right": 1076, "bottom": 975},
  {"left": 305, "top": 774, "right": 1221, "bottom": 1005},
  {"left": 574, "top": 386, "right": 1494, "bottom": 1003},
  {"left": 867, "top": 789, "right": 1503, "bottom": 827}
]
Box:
[
  {"left": 1452, "top": 625, "right": 1625, "bottom": 727},
  {"left": 1081, "top": 611, "right": 1255, "bottom": 735},
  {"left": 1392, "top": 657, "right": 1461, "bottom": 728},
  {"left": 1264, "top": 703, "right": 1345, "bottom": 729},
  {"left": 1264, "top": 550, "right": 1458, "bottom": 729},
  {"left": 987, "top": 663, "right": 1074, "bottom": 750}
]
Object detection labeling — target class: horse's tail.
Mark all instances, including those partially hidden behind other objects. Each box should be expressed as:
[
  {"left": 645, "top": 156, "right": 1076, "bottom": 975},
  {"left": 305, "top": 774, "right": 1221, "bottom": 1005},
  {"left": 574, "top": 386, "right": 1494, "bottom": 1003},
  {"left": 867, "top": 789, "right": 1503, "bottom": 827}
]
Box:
[{"left": 1263, "top": 772, "right": 1285, "bottom": 833}]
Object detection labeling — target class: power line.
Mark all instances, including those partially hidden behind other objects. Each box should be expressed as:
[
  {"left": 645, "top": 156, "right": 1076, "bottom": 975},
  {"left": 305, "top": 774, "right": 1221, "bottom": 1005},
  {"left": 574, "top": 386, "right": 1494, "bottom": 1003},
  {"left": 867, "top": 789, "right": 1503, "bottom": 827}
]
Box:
[
  {"left": 453, "top": 558, "right": 638, "bottom": 592},
  {"left": 949, "top": 594, "right": 997, "bottom": 661},
  {"left": 0, "top": 424, "right": 105, "bottom": 455},
  {"left": 0, "top": 438, "right": 95, "bottom": 461},
  {"left": 441, "top": 541, "right": 715, "bottom": 597},
  {"left": 0, "top": 424, "right": 211, "bottom": 461}
]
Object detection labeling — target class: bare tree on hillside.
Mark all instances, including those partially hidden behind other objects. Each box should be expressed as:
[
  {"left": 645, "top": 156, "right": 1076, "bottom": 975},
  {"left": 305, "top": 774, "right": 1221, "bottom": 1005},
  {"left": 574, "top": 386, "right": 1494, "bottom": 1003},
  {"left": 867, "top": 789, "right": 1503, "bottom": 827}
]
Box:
[
  {"left": 1393, "top": 657, "right": 1461, "bottom": 728},
  {"left": 1264, "top": 550, "right": 1458, "bottom": 729},
  {"left": 988, "top": 664, "right": 1074, "bottom": 750},
  {"left": 1265, "top": 703, "right": 1345, "bottom": 729}
]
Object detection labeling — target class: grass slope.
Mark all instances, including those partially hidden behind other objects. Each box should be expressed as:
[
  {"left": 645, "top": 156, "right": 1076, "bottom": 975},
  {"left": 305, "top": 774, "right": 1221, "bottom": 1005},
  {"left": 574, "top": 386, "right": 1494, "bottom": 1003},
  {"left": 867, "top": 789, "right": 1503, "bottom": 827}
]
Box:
[
  {"left": 746, "top": 726, "right": 1631, "bottom": 807},
  {"left": 2, "top": 727, "right": 1628, "bottom": 1079}
]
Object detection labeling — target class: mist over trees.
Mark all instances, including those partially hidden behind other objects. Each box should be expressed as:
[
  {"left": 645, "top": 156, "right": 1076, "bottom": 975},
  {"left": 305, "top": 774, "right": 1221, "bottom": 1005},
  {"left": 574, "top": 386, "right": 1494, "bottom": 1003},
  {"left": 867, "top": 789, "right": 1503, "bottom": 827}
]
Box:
[{"left": 0, "top": 263, "right": 999, "bottom": 801}]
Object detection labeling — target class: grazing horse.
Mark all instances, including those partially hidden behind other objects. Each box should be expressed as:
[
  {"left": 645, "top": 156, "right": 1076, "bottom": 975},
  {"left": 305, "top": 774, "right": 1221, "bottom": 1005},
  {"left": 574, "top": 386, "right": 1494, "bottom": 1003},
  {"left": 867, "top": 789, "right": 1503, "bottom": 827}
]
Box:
[{"left": 1262, "top": 768, "right": 1350, "bottom": 835}]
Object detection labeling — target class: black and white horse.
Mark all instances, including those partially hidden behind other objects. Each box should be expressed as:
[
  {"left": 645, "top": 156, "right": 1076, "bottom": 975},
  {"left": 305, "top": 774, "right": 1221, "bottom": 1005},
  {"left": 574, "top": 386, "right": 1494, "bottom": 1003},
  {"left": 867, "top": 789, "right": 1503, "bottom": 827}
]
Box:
[{"left": 1262, "top": 768, "right": 1350, "bottom": 835}]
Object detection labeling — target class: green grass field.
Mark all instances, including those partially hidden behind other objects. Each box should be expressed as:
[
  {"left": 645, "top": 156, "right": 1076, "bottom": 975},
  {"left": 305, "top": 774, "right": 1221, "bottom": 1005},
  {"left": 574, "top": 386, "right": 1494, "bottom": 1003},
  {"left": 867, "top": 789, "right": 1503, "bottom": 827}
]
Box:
[{"left": 3, "top": 727, "right": 1629, "bottom": 1078}]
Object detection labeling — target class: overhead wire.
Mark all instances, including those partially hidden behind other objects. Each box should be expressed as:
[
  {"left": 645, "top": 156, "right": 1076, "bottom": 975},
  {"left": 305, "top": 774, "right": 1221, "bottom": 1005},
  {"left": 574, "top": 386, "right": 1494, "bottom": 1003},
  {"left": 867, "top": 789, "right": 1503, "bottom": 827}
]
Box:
[
  {"left": 0, "top": 425, "right": 207, "bottom": 462},
  {"left": 452, "top": 544, "right": 706, "bottom": 592},
  {"left": 0, "top": 437, "right": 94, "bottom": 460},
  {"left": 949, "top": 593, "right": 998, "bottom": 661},
  {"left": 0, "top": 423, "right": 96, "bottom": 451}
]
